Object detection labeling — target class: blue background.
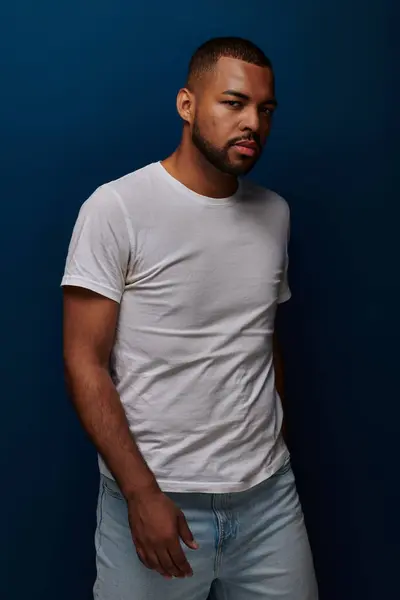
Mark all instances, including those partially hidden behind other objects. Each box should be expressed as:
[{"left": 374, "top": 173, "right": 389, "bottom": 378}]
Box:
[{"left": 1, "top": 2, "right": 397, "bottom": 599}]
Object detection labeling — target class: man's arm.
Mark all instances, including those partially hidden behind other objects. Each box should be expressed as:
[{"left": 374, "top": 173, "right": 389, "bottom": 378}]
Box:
[
  {"left": 63, "top": 286, "right": 156, "bottom": 500},
  {"left": 62, "top": 188, "right": 197, "bottom": 578},
  {"left": 63, "top": 286, "right": 197, "bottom": 578}
]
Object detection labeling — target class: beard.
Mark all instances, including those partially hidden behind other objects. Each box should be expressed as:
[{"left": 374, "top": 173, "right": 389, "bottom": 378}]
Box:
[{"left": 191, "top": 118, "right": 260, "bottom": 177}]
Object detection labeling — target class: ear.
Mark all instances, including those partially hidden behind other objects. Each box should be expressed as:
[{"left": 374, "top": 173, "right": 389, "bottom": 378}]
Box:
[{"left": 176, "top": 87, "right": 195, "bottom": 124}]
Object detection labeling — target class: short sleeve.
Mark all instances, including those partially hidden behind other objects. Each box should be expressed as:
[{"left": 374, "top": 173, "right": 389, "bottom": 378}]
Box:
[
  {"left": 61, "top": 186, "right": 131, "bottom": 303},
  {"left": 277, "top": 216, "right": 291, "bottom": 304}
]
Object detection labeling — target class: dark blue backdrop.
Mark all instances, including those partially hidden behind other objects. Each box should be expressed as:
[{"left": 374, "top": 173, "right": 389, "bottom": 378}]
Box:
[{"left": 1, "top": 2, "right": 397, "bottom": 599}]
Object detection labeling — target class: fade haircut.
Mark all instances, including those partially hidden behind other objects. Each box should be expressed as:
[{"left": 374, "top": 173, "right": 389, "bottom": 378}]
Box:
[{"left": 187, "top": 36, "right": 273, "bottom": 90}]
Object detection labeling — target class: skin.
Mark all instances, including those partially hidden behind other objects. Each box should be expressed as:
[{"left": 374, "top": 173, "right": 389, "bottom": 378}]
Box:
[
  {"left": 63, "top": 56, "right": 285, "bottom": 582},
  {"left": 163, "top": 56, "right": 277, "bottom": 197},
  {"left": 63, "top": 289, "right": 197, "bottom": 580}
]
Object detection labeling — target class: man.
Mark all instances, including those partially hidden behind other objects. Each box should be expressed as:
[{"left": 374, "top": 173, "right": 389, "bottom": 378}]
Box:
[{"left": 62, "top": 37, "right": 318, "bottom": 600}]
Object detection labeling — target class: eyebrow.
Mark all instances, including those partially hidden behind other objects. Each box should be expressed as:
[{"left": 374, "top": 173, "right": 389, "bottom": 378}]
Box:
[{"left": 222, "top": 89, "right": 278, "bottom": 107}]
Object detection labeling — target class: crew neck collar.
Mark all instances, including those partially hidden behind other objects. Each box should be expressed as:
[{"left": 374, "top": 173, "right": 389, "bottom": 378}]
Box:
[{"left": 155, "top": 161, "right": 242, "bottom": 207}]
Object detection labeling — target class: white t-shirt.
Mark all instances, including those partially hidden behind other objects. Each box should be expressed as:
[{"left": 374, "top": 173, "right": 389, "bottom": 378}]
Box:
[{"left": 62, "top": 162, "right": 291, "bottom": 493}]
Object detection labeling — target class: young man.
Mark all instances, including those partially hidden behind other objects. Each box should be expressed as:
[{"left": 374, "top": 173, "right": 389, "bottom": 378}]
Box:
[{"left": 62, "top": 37, "right": 318, "bottom": 600}]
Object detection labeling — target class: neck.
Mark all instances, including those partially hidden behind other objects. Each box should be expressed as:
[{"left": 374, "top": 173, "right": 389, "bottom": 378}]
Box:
[{"left": 162, "top": 134, "right": 238, "bottom": 199}]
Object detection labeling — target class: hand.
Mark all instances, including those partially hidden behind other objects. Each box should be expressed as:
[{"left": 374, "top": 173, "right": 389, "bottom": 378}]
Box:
[{"left": 127, "top": 487, "right": 198, "bottom": 579}]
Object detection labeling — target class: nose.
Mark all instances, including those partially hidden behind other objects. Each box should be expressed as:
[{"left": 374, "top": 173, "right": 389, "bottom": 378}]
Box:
[{"left": 239, "top": 106, "right": 260, "bottom": 134}]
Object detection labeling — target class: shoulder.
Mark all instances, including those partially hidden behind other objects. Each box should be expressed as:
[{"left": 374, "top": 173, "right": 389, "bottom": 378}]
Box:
[
  {"left": 240, "top": 179, "right": 290, "bottom": 221},
  {"left": 103, "top": 162, "right": 160, "bottom": 208},
  {"left": 79, "top": 162, "right": 159, "bottom": 219}
]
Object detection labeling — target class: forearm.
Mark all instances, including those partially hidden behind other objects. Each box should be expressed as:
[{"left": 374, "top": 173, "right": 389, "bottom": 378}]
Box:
[{"left": 65, "top": 362, "right": 158, "bottom": 499}]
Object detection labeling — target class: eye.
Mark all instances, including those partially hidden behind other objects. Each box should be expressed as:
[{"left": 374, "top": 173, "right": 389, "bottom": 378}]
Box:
[
  {"left": 222, "top": 100, "right": 243, "bottom": 109},
  {"left": 261, "top": 107, "right": 274, "bottom": 117}
]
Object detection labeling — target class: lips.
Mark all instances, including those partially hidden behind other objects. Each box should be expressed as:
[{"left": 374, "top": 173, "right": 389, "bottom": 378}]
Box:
[{"left": 233, "top": 141, "right": 258, "bottom": 157}]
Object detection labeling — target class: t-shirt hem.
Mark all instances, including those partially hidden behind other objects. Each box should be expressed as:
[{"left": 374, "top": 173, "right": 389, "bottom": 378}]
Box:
[
  {"left": 98, "top": 447, "right": 290, "bottom": 494},
  {"left": 61, "top": 275, "right": 122, "bottom": 303}
]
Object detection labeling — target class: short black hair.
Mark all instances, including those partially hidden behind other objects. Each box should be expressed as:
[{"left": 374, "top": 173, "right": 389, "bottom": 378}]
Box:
[{"left": 187, "top": 36, "right": 272, "bottom": 88}]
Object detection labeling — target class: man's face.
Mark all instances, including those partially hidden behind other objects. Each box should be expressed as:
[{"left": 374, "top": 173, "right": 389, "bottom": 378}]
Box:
[{"left": 191, "top": 57, "right": 277, "bottom": 176}]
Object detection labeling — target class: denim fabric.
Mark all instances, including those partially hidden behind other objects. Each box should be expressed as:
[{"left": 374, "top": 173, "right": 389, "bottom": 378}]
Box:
[{"left": 94, "top": 460, "right": 318, "bottom": 599}]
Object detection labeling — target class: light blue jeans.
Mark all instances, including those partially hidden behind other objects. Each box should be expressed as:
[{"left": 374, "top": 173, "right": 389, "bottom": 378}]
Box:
[{"left": 94, "top": 460, "right": 318, "bottom": 599}]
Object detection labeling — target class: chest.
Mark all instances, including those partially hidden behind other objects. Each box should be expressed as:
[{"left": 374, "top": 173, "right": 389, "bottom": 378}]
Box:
[{"left": 127, "top": 206, "right": 286, "bottom": 327}]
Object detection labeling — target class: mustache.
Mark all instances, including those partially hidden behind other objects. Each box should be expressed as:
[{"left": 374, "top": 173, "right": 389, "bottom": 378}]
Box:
[{"left": 228, "top": 133, "right": 261, "bottom": 149}]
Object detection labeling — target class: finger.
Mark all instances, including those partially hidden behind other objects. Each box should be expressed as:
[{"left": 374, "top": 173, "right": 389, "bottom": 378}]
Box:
[
  {"left": 142, "top": 548, "right": 171, "bottom": 579},
  {"left": 136, "top": 545, "right": 150, "bottom": 568},
  {"left": 178, "top": 513, "right": 199, "bottom": 550},
  {"left": 149, "top": 550, "right": 172, "bottom": 578},
  {"left": 156, "top": 547, "right": 185, "bottom": 579},
  {"left": 168, "top": 539, "right": 193, "bottom": 577}
]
